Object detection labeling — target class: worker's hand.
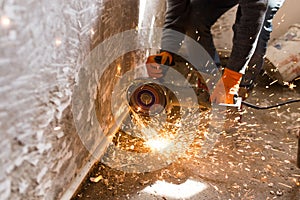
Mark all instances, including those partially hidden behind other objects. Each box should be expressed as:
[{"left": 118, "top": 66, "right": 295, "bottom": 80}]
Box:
[
  {"left": 146, "top": 55, "right": 164, "bottom": 78},
  {"left": 146, "top": 51, "right": 173, "bottom": 78},
  {"left": 210, "top": 68, "right": 242, "bottom": 104}
]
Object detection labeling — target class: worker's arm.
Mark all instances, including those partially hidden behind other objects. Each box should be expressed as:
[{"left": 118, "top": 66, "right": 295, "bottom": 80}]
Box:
[
  {"left": 211, "top": 0, "right": 268, "bottom": 104},
  {"left": 161, "top": 0, "right": 190, "bottom": 53},
  {"left": 146, "top": 0, "right": 189, "bottom": 78}
]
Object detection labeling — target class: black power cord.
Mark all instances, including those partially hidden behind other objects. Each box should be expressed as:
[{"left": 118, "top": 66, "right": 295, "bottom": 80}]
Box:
[
  {"left": 242, "top": 98, "right": 300, "bottom": 169},
  {"left": 242, "top": 99, "right": 300, "bottom": 110}
]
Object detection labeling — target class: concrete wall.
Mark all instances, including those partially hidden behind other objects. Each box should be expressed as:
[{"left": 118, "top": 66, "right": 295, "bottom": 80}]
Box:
[{"left": 0, "top": 0, "right": 139, "bottom": 199}]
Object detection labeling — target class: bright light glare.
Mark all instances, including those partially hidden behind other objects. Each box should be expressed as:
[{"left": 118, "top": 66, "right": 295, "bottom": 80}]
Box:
[
  {"left": 138, "top": 0, "right": 147, "bottom": 30},
  {"left": 142, "top": 179, "right": 208, "bottom": 199},
  {"left": 55, "top": 38, "right": 62, "bottom": 46},
  {"left": 1, "top": 16, "right": 10, "bottom": 27},
  {"left": 145, "top": 138, "right": 170, "bottom": 151}
]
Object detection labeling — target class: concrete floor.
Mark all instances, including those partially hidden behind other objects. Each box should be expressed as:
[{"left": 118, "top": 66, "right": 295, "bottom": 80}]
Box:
[{"left": 72, "top": 71, "right": 300, "bottom": 200}]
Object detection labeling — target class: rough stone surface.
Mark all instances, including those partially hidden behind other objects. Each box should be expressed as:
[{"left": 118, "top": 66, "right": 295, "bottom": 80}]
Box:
[{"left": 0, "top": 0, "right": 139, "bottom": 199}]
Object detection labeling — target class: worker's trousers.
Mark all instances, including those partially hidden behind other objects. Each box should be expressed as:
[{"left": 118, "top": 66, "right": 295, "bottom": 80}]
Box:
[
  {"left": 184, "top": 0, "right": 285, "bottom": 88},
  {"left": 240, "top": 0, "right": 285, "bottom": 88}
]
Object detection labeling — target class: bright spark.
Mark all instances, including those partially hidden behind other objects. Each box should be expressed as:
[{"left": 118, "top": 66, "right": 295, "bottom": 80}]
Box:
[
  {"left": 55, "top": 38, "right": 62, "bottom": 46},
  {"left": 90, "top": 28, "right": 95, "bottom": 36},
  {"left": 1, "top": 16, "right": 10, "bottom": 27},
  {"left": 53, "top": 126, "right": 61, "bottom": 131},
  {"left": 288, "top": 83, "right": 296, "bottom": 89},
  {"left": 145, "top": 138, "right": 170, "bottom": 151}
]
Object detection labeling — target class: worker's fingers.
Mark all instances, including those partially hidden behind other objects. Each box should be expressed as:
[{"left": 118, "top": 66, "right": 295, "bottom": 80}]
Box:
[
  {"left": 146, "top": 54, "right": 159, "bottom": 64},
  {"left": 210, "top": 87, "right": 234, "bottom": 104},
  {"left": 161, "top": 54, "right": 172, "bottom": 65},
  {"left": 148, "top": 72, "right": 164, "bottom": 78},
  {"left": 161, "top": 56, "right": 168, "bottom": 65},
  {"left": 147, "top": 70, "right": 164, "bottom": 78},
  {"left": 160, "top": 52, "right": 173, "bottom": 65},
  {"left": 210, "top": 91, "right": 218, "bottom": 103},
  {"left": 146, "top": 63, "right": 163, "bottom": 78},
  {"left": 146, "top": 63, "right": 162, "bottom": 71},
  {"left": 210, "top": 93, "right": 224, "bottom": 104},
  {"left": 210, "top": 81, "right": 225, "bottom": 104}
]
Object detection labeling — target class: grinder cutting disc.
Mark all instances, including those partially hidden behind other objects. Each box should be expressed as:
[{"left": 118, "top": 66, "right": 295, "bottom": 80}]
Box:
[{"left": 127, "top": 82, "right": 167, "bottom": 116}]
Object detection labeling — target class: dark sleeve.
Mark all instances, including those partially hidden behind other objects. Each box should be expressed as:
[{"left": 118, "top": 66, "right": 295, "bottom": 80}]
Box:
[
  {"left": 227, "top": 0, "right": 268, "bottom": 73},
  {"left": 161, "top": 0, "right": 190, "bottom": 53}
]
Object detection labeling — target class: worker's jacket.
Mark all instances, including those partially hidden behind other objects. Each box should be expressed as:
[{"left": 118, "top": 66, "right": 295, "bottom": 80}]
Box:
[{"left": 161, "top": 0, "right": 268, "bottom": 73}]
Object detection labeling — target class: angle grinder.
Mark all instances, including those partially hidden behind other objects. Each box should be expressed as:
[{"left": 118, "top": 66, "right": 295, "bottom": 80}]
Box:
[{"left": 127, "top": 81, "right": 167, "bottom": 116}]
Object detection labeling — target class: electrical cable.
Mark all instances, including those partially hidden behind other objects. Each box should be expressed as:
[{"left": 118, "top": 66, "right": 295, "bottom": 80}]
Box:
[{"left": 242, "top": 99, "right": 300, "bottom": 110}]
